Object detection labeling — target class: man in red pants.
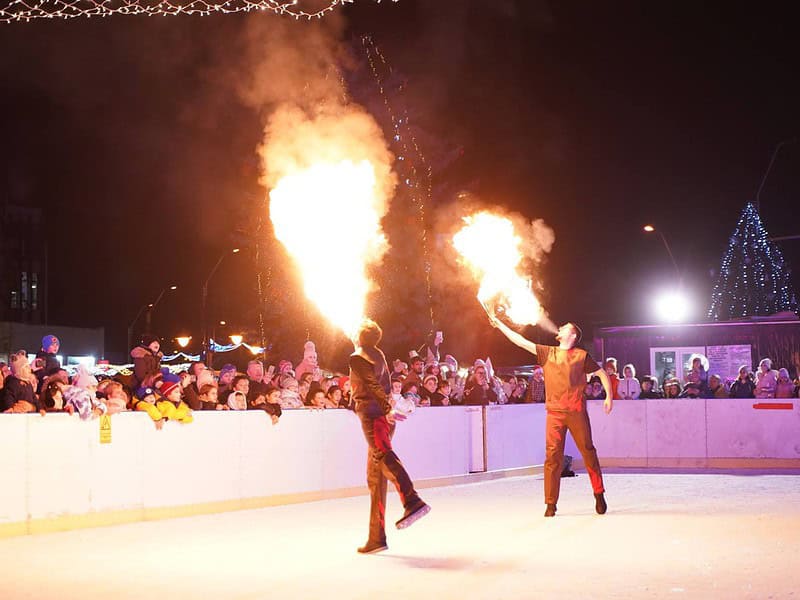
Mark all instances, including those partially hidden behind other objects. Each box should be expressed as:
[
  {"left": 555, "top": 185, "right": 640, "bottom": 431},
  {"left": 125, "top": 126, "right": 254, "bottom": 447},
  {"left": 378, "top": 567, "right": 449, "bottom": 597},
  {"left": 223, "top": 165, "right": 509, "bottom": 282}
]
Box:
[
  {"left": 490, "top": 317, "right": 613, "bottom": 516},
  {"left": 350, "top": 319, "right": 430, "bottom": 554}
]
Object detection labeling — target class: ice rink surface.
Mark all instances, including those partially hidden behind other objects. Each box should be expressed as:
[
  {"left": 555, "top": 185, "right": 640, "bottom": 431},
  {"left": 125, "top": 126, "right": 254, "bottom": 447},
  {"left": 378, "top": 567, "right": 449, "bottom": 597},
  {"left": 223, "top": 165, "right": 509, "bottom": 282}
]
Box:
[{"left": 2, "top": 469, "right": 799, "bottom": 600}]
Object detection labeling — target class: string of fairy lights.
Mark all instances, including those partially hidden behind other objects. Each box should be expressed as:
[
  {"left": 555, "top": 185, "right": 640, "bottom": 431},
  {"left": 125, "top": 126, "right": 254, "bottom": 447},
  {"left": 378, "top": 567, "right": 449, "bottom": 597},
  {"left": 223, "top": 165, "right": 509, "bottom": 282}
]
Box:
[
  {"left": 707, "top": 202, "right": 797, "bottom": 320},
  {"left": 362, "top": 34, "right": 436, "bottom": 337},
  {"left": 0, "top": 0, "right": 396, "bottom": 23}
]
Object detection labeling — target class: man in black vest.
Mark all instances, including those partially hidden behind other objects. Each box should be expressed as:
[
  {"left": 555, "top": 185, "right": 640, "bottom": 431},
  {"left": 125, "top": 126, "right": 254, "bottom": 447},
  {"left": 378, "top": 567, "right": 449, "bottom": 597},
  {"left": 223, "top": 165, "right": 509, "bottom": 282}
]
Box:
[{"left": 350, "top": 319, "right": 430, "bottom": 554}]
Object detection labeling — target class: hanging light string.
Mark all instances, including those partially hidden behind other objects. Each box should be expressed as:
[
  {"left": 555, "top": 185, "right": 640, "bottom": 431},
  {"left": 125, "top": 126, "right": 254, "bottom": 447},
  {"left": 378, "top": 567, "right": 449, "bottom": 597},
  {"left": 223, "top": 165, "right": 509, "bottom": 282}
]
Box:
[
  {"left": 0, "top": 0, "right": 396, "bottom": 24},
  {"left": 362, "top": 34, "right": 435, "bottom": 337}
]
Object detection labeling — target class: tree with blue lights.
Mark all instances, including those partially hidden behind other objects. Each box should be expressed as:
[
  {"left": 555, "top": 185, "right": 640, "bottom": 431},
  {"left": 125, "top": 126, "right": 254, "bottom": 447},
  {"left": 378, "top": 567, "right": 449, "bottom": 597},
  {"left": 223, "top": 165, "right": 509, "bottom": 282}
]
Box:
[{"left": 708, "top": 202, "right": 798, "bottom": 320}]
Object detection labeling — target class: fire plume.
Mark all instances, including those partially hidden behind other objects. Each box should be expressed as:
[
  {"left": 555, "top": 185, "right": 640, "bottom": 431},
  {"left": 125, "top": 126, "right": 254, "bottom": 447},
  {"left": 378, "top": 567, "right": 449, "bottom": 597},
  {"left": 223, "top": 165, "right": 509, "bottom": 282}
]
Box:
[
  {"left": 269, "top": 159, "right": 388, "bottom": 338},
  {"left": 453, "top": 211, "right": 544, "bottom": 326}
]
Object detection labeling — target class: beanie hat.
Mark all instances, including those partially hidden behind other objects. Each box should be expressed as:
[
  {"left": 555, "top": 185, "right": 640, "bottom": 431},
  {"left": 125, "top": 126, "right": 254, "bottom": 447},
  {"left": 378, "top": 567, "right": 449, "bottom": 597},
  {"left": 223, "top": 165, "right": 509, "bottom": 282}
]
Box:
[
  {"left": 42, "top": 335, "right": 60, "bottom": 350},
  {"left": 408, "top": 350, "right": 423, "bottom": 364},
  {"left": 278, "top": 359, "right": 293, "bottom": 373},
  {"left": 423, "top": 374, "right": 438, "bottom": 386},
  {"left": 337, "top": 376, "right": 350, "bottom": 391},
  {"left": 136, "top": 386, "right": 157, "bottom": 401},
  {"left": 220, "top": 363, "right": 237, "bottom": 377},
  {"left": 160, "top": 380, "right": 181, "bottom": 398}
]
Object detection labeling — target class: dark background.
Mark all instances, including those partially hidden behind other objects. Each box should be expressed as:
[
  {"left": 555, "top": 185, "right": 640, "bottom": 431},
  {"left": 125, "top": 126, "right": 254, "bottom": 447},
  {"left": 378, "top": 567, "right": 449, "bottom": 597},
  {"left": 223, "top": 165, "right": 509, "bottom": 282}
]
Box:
[{"left": 1, "top": 0, "right": 798, "bottom": 369}]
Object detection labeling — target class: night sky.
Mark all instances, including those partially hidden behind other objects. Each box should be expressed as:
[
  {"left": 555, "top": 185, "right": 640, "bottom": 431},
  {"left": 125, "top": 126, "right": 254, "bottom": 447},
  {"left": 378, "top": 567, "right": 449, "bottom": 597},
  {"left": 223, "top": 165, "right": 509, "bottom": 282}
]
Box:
[{"left": 1, "top": 0, "right": 798, "bottom": 367}]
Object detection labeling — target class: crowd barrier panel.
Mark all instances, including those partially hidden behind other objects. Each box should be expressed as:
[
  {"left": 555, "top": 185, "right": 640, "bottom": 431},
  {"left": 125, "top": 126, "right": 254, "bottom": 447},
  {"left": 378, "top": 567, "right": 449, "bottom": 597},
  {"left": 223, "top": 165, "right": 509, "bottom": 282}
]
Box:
[{"left": 2, "top": 398, "right": 799, "bottom": 537}]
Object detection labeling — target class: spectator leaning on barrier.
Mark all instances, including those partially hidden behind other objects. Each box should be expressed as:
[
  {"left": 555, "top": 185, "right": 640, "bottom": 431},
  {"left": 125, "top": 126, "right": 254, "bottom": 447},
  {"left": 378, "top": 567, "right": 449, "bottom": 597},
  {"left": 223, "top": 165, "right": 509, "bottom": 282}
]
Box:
[
  {"left": 198, "top": 383, "right": 225, "bottom": 410},
  {"left": 775, "top": 368, "right": 794, "bottom": 399},
  {"left": 604, "top": 358, "right": 620, "bottom": 399},
  {"left": 463, "top": 360, "right": 498, "bottom": 405},
  {"left": 2, "top": 353, "right": 43, "bottom": 414},
  {"left": 729, "top": 366, "right": 756, "bottom": 398},
  {"left": 156, "top": 378, "right": 193, "bottom": 424},
  {"left": 754, "top": 358, "right": 778, "bottom": 399},
  {"left": 617, "top": 364, "right": 641, "bottom": 399},
  {"left": 431, "top": 380, "right": 451, "bottom": 406},
  {"left": 639, "top": 376, "right": 663, "bottom": 399},
  {"left": 706, "top": 374, "right": 727, "bottom": 399},
  {"left": 528, "top": 366, "right": 545, "bottom": 403},
  {"left": 663, "top": 378, "right": 681, "bottom": 399}
]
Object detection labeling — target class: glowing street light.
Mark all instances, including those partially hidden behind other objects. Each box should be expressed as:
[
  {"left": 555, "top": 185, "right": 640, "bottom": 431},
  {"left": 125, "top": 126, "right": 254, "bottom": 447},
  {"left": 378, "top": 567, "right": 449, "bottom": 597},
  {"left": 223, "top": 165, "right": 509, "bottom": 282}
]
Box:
[
  {"left": 229, "top": 334, "right": 243, "bottom": 346},
  {"left": 653, "top": 290, "right": 691, "bottom": 323},
  {"left": 176, "top": 336, "right": 192, "bottom": 348}
]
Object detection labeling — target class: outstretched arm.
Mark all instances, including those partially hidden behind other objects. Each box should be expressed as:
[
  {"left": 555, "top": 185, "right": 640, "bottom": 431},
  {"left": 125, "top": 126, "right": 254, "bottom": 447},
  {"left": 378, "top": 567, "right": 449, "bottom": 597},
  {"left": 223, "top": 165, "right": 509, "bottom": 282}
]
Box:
[
  {"left": 489, "top": 314, "right": 537, "bottom": 356},
  {"left": 593, "top": 368, "right": 614, "bottom": 414}
]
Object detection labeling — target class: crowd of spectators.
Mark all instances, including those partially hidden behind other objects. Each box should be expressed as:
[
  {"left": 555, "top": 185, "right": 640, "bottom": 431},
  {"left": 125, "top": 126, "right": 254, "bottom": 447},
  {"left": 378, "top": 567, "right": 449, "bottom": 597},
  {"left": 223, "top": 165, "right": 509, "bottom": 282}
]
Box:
[
  {"left": 2, "top": 334, "right": 799, "bottom": 427},
  {"left": 589, "top": 355, "right": 800, "bottom": 400}
]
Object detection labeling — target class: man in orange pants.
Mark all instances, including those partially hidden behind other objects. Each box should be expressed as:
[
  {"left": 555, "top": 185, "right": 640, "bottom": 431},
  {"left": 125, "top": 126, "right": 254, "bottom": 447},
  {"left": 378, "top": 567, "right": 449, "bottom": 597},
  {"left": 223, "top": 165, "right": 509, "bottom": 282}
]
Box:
[{"left": 490, "top": 316, "right": 613, "bottom": 516}]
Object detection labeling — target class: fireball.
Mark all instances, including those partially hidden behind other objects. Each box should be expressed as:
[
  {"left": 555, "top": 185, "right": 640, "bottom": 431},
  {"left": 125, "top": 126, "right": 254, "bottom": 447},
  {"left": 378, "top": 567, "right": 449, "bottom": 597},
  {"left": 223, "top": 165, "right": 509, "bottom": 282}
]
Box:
[
  {"left": 453, "top": 211, "right": 543, "bottom": 326},
  {"left": 269, "top": 159, "right": 387, "bottom": 338}
]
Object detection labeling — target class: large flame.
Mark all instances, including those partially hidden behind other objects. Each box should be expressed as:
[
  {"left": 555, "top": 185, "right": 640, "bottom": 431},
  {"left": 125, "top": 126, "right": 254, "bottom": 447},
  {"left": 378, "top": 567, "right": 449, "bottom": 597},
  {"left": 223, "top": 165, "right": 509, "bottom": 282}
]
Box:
[
  {"left": 270, "top": 159, "right": 387, "bottom": 338},
  {"left": 453, "top": 211, "right": 543, "bottom": 325}
]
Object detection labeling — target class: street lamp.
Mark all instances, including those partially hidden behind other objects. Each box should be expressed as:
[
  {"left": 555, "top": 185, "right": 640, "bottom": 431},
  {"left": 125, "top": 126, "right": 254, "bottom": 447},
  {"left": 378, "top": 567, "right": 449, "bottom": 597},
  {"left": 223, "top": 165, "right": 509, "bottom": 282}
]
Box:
[
  {"left": 127, "top": 284, "right": 177, "bottom": 351},
  {"left": 176, "top": 336, "right": 192, "bottom": 349},
  {"left": 202, "top": 249, "right": 241, "bottom": 361},
  {"left": 229, "top": 334, "right": 243, "bottom": 346},
  {"left": 653, "top": 289, "right": 691, "bottom": 323},
  {"left": 643, "top": 224, "right": 680, "bottom": 282}
]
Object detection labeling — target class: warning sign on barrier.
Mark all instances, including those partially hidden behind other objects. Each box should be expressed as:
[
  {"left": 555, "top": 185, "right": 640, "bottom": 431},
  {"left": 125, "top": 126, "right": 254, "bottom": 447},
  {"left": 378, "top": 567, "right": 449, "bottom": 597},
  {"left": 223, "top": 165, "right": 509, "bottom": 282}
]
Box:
[{"left": 99, "top": 415, "right": 112, "bottom": 444}]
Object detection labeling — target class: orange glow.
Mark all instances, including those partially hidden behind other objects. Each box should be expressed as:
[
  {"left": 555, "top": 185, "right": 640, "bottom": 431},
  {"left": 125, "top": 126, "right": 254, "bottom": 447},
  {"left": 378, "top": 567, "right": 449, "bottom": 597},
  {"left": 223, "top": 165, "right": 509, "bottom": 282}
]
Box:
[
  {"left": 453, "top": 212, "right": 543, "bottom": 326},
  {"left": 270, "top": 160, "right": 387, "bottom": 338}
]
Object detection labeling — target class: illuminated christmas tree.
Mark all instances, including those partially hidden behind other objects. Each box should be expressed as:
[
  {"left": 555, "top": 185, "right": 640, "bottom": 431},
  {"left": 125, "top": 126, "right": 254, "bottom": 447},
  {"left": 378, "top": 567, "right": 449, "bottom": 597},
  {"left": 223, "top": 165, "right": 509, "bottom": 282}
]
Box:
[{"left": 708, "top": 202, "right": 798, "bottom": 320}]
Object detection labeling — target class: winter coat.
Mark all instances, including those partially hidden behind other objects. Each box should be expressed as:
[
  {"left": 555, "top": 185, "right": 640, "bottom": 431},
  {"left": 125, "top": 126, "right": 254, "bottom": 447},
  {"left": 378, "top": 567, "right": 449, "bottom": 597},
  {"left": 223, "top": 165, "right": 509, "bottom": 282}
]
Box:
[
  {"left": 775, "top": 381, "right": 795, "bottom": 399},
  {"left": 156, "top": 399, "right": 193, "bottom": 423},
  {"left": 617, "top": 377, "right": 641, "bottom": 400},
  {"left": 754, "top": 369, "right": 779, "bottom": 399},
  {"left": 463, "top": 378, "right": 498, "bottom": 405},
  {"left": 2, "top": 376, "right": 41, "bottom": 412},
  {"left": 729, "top": 378, "right": 755, "bottom": 399},
  {"left": 130, "top": 346, "right": 162, "bottom": 389}
]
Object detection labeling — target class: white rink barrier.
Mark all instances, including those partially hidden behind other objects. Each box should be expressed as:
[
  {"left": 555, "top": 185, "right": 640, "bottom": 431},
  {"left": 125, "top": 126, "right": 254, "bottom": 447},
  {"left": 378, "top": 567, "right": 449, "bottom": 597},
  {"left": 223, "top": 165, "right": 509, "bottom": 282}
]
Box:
[{"left": 1, "top": 399, "right": 798, "bottom": 535}]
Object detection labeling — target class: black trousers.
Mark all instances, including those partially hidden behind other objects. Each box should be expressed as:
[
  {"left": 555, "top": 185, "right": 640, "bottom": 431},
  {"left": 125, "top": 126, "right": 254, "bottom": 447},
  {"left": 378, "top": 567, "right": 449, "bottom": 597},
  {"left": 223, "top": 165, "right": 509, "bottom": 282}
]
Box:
[{"left": 358, "top": 409, "right": 419, "bottom": 544}]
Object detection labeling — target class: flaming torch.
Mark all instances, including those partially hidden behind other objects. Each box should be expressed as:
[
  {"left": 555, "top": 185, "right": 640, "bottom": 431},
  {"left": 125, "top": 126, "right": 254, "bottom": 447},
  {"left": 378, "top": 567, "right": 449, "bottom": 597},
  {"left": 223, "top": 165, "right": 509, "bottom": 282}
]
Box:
[
  {"left": 453, "top": 211, "right": 545, "bottom": 327},
  {"left": 269, "top": 159, "right": 388, "bottom": 339}
]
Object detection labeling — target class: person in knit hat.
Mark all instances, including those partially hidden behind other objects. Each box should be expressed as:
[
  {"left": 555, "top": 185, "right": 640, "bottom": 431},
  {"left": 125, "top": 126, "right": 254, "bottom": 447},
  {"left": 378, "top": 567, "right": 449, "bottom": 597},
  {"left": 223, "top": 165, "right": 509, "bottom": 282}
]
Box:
[
  {"left": 294, "top": 340, "right": 319, "bottom": 382},
  {"left": 35, "top": 335, "right": 62, "bottom": 392},
  {"left": 217, "top": 364, "right": 237, "bottom": 397},
  {"left": 2, "top": 352, "right": 43, "bottom": 414},
  {"left": 156, "top": 378, "right": 193, "bottom": 423},
  {"left": 131, "top": 334, "right": 163, "bottom": 389},
  {"left": 132, "top": 386, "right": 166, "bottom": 429}
]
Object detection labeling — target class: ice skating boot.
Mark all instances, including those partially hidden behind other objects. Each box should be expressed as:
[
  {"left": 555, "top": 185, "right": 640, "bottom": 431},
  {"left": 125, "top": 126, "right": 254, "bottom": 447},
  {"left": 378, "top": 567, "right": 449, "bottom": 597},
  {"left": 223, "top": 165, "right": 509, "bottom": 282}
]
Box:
[
  {"left": 395, "top": 498, "right": 430, "bottom": 529},
  {"left": 544, "top": 503, "right": 557, "bottom": 517},
  {"left": 357, "top": 539, "right": 388, "bottom": 554},
  {"left": 595, "top": 493, "right": 607, "bottom": 515}
]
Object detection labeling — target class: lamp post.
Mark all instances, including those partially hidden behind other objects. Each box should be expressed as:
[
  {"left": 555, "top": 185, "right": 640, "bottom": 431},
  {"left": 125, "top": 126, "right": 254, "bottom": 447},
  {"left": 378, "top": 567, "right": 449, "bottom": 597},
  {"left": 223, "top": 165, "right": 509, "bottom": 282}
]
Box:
[
  {"left": 144, "top": 285, "right": 178, "bottom": 333},
  {"left": 126, "top": 285, "right": 177, "bottom": 352},
  {"left": 643, "top": 224, "right": 680, "bottom": 282},
  {"left": 201, "top": 249, "right": 240, "bottom": 362}
]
